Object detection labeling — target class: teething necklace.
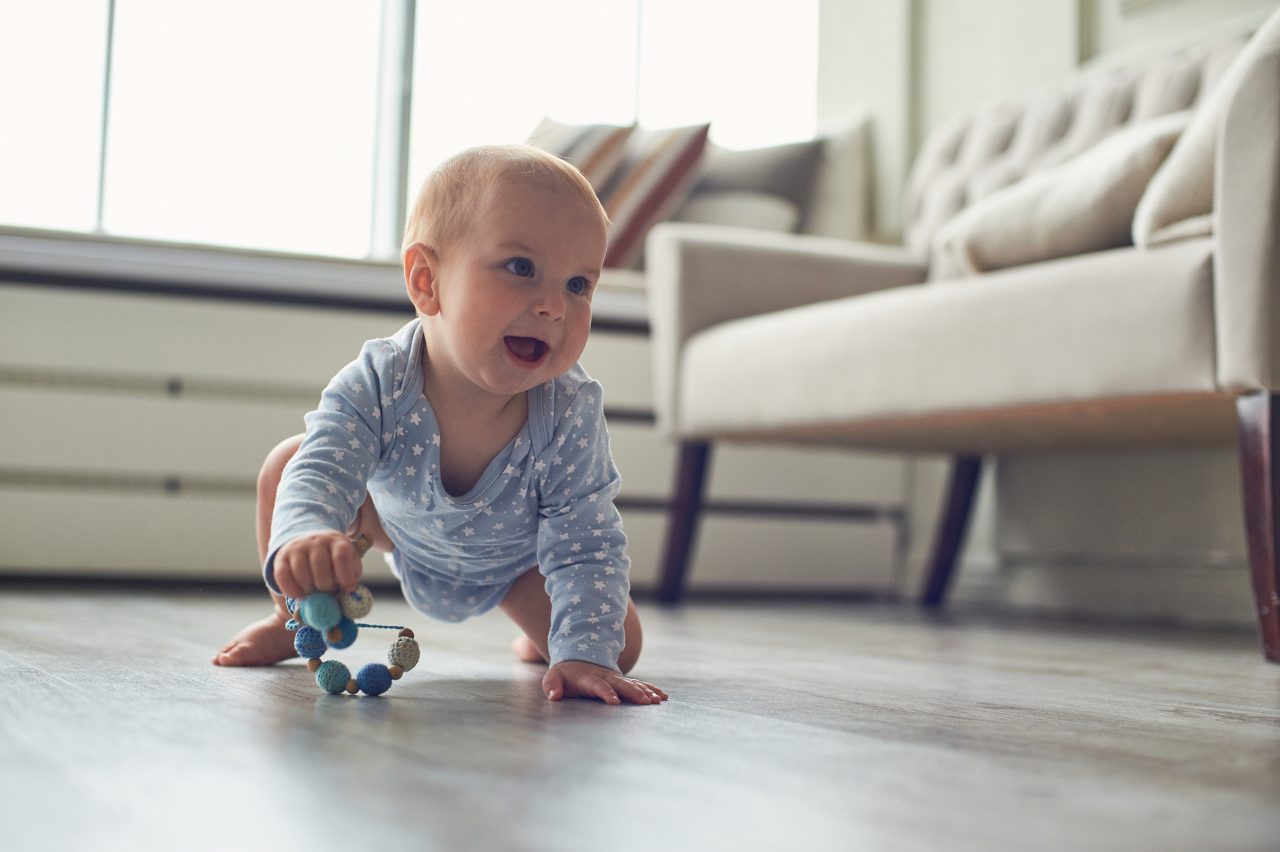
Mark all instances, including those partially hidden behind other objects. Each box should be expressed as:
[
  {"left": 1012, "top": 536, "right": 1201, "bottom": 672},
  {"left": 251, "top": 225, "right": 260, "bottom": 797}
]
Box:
[{"left": 284, "top": 537, "right": 421, "bottom": 696}]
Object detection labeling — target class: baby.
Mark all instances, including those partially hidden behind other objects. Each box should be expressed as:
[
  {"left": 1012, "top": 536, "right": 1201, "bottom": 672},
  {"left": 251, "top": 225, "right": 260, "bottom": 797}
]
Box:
[{"left": 214, "top": 144, "right": 666, "bottom": 705}]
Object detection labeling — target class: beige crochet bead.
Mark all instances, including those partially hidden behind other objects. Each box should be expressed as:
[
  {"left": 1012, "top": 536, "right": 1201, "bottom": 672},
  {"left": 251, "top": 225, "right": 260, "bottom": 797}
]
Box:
[
  {"left": 339, "top": 584, "right": 374, "bottom": 620},
  {"left": 388, "top": 636, "right": 420, "bottom": 672}
]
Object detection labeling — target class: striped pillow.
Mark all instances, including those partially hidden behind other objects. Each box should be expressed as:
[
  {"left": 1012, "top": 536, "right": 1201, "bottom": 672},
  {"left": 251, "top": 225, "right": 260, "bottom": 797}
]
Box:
[
  {"left": 526, "top": 118, "right": 635, "bottom": 193},
  {"left": 600, "top": 124, "right": 711, "bottom": 269}
]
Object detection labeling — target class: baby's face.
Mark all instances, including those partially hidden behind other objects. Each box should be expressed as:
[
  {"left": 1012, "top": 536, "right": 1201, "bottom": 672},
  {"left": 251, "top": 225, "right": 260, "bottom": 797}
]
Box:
[{"left": 425, "top": 178, "right": 607, "bottom": 399}]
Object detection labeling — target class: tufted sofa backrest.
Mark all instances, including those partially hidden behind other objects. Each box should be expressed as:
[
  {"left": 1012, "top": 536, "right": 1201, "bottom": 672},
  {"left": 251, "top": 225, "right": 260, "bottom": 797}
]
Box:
[{"left": 902, "top": 30, "right": 1252, "bottom": 255}]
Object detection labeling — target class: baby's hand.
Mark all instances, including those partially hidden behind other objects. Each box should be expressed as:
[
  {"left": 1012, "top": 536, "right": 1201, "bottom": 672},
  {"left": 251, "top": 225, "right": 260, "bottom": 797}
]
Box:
[
  {"left": 273, "top": 532, "right": 365, "bottom": 599},
  {"left": 543, "top": 660, "right": 668, "bottom": 705}
]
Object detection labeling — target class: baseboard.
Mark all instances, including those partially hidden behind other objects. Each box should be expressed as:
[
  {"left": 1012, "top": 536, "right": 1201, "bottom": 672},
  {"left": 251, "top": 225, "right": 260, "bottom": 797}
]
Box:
[{"left": 952, "top": 555, "right": 1256, "bottom": 631}]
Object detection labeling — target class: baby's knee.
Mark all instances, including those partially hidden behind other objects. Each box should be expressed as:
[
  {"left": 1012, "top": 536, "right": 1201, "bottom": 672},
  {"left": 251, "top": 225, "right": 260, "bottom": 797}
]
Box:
[
  {"left": 619, "top": 642, "right": 642, "bottom": 674},
  {"left": 618, "top": 600, "right": 643, "bottom": 674},
  {"left": 257, "top": 434, "right": 304, "bottom": 497}
]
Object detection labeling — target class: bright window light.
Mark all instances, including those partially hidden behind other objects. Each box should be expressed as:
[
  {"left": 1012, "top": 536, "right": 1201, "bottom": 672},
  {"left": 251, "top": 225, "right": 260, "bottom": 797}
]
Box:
[
  {"left": 638, "top": 0, "right": 819, "bottom": 150},
  {"left": 407, "top": 0, "right": 639, "bottom": 192},
  {"left": 101, "top": 0, "right": 380, "bottom": 258},
  {"left": 2, "top": 0, "right": 821, "bottom": 259},
  {"left": 0, "top": 4, "right": 108, "bottom": 232}
]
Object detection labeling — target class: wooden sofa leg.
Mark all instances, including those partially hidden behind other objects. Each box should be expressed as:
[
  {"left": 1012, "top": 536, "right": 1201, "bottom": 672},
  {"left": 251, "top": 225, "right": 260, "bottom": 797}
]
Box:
[
  {"left": 1236, "top": 391, "right": 1280, "bottom": 662},
  {"left": 920, "top": 455, "right": 983, "bottom": 608},
  {"left": 656, "top": 441, "right": 713, "bottom": 604}
]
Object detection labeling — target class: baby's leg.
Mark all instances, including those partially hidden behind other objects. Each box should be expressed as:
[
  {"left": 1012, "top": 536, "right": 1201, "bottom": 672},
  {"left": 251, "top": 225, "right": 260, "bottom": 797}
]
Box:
[
  {"left": 212, "top": 435, "right": 391, "bottom": 666},
  {"left": 498, "top": 566, "right": 645, "bottom": 674}
]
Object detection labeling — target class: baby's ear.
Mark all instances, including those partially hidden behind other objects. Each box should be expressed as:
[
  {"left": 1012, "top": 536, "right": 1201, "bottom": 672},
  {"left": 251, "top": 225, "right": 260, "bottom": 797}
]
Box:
[{"left": 403, "top": 242, "right": 441, "bottom": 316}]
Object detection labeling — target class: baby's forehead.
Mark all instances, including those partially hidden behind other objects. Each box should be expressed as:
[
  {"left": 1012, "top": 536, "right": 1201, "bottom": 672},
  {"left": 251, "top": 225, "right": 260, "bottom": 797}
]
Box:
[{"left": 480, "top": 176, "right": 605, "bottom": 226}]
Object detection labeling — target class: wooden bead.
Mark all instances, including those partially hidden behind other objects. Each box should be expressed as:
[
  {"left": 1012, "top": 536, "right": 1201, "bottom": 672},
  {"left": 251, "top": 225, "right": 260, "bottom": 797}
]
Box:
[
  {"left": 398, "top": 627, "right": 415, "bottom": 639},
  {"left": 346, "top": 679, "right": 359, "bottom": 695},
  {"left": 389, "top": 665, "right": 403, "bottom": 680},
  {"left": 307, "top": 658, "right": 322, "bottom": 673},
  {"left": 327, "top": 627, "right": 344, "bottom": 643}
]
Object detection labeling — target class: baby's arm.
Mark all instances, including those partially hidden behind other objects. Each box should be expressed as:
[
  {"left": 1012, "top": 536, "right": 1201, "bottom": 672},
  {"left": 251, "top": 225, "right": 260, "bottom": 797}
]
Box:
[
  {"left": 535, "top": 381, "right": 665, "bottom": 703},
  {"left": 267, "top": 341, "right": 397, "bottom": 598}
]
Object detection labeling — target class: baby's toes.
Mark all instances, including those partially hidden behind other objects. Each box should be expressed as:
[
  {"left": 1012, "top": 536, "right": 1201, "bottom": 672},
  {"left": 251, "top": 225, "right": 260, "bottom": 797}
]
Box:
[{"left": 212, "top": 642, "right": 245, "bottom": 666}]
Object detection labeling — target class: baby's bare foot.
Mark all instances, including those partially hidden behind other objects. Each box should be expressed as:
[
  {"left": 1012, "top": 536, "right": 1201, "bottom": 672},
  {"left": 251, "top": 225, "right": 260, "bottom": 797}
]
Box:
[
  {"left": 213, "top": 611, "right": 298, "bottom": 666},
  {"left": 510, "top": 635, "right": 548, "bottom": 665}
]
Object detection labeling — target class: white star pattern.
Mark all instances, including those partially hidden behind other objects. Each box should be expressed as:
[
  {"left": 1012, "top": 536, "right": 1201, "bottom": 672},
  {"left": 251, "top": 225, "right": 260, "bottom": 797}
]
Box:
[{"left": 272, "top": 335, "right": 626, "bottom": 671}]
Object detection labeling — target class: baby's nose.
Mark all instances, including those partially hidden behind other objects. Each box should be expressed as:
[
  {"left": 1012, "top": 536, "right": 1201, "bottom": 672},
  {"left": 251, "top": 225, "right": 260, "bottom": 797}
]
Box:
[{"left": 535, "top": 286, "right": 566, "bottom": 318}]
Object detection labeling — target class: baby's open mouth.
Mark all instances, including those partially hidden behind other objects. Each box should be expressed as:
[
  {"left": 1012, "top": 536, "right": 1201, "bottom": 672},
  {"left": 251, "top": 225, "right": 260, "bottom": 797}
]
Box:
[{"left": 504, "top": 336, "right": 548, "bottom": 364}]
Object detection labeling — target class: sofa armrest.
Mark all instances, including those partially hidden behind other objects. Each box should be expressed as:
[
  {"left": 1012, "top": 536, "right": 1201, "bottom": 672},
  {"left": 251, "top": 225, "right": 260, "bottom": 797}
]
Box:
[
  {"left": 1216, "top": 44, "right": 1280, "bottom": 391},
  {"left": 645, "top": 222, "right": 927, "bottom": 436}
]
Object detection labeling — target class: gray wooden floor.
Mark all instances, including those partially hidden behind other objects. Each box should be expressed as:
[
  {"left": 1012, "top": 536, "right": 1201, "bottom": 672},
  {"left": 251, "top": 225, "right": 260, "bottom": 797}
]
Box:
[{"left": 1, "top": 586, "right": 1278, "bottom": 852}]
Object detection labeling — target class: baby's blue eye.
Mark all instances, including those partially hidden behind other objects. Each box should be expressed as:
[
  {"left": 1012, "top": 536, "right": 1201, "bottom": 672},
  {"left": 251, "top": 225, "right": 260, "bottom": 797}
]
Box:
[
  {"left": 505, "top": 258, "right": 535, "bottom": 277},
  {"left": 566, "top": 277, "right": 589, "bottom": 295}
]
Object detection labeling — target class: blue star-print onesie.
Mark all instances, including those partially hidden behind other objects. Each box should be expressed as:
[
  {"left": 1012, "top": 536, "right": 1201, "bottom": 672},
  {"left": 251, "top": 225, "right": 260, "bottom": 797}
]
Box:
[{"left": 265, "top": 319, "right": 631, "bottom": 671}]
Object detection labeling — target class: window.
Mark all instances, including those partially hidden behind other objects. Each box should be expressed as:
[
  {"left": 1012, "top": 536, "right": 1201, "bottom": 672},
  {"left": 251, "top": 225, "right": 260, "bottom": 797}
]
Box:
[
  {"left": 0, "top": 5, "right": 108, "bottom": 232},
  {"left": 0, "top": 0, "right": 819, "bottom": 262},
  {"left": 407, "top": 0, "right": 639, "bottom": 194},
  {"left": 103, "top": 0, "right": 381, "bottom": 258},
  {"left": 637, "top": 0, "right": 819, "bottom": 150}
]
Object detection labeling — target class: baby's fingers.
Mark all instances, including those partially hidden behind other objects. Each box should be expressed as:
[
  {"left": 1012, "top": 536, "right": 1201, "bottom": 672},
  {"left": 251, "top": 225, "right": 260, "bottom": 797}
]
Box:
[
  {"left": 307, "top": 547, "right": 336, "bottom": 592},
  {"left": 331, "top": 538, "right": 363, "bottom": 593},
  {"left": 586, "top": 676, "right": 622, "bottom": 705},
  {"left": 633, "top": 679, "right": 669, "bottom": 703},
  {"left": 273, "top": 553, "right": 306, "bottom": 600},
  {"left": 611, "top": 677, "right": 664, "bottom": 705}
]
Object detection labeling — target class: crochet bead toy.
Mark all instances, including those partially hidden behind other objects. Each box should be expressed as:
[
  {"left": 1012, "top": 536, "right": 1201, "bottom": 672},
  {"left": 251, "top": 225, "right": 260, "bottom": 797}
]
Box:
[{"left": 284, "top": 535, "right": 421, "bottom": 697}]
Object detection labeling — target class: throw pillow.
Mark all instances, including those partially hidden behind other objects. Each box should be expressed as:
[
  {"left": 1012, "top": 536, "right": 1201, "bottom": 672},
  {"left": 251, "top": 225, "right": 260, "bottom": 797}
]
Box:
[
  {"left": 674, "top": 191, "right": 801, "bottom": 234},
  {"left": 1132, "top": 8, "right": 1280, "bottom": 248},
  {"left": 526, "top": 117, "right": 634, "bottom": 193},
  {"left": 687, "top": 137, "right": 823, "bottom": 224},
  {"left": 933, "top": 110, "right": 1191, "bottom": 277},
  {"left": 599, "top": 124, "right": 711, "bottom": 269},
  {"left": 805, "top": 116, "right": 873, "bottom": 241}
]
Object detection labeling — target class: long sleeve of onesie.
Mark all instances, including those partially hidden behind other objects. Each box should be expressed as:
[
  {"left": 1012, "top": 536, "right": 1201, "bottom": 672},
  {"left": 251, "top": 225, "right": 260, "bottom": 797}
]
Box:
[
  {"left": 264, "top": 339, "right": 400, "bottom": 593},
  {"left": 535, "top": 381, "right": 631, "bottom": 671}
]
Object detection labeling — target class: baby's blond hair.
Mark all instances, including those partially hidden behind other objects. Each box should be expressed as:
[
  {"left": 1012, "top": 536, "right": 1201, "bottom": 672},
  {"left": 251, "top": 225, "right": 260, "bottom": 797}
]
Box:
[{"left": 402, "top": 144, "right": 607, "bottom": 255}]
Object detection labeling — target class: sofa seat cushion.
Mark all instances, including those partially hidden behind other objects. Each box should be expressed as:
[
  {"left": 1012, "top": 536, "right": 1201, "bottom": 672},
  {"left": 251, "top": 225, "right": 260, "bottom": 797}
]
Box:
[{"left": 678, "top": 238, "right": 1220, "bottom": 448}]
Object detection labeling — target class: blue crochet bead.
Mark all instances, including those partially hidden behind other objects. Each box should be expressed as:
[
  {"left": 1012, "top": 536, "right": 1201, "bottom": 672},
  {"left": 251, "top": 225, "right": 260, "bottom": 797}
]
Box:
[
  {"left": 326, "top": 617, "right": 358, "bottom": 649},
  {"left": 285, "top": 596, "right": 298, "bottom": 614},
  {"left": 285, "top": 618, "right": 301, "bottom": 632},
  {"left": 293, "top": 626, "right": 327, "bottom": 660},
  {"left": 299, "top": 593, "right": 341, "bottom": 632},
  {"left": 356, "top": 663, "right": 392, "bottom": 696},
  {"left": 315, "top": 660, "right": 351, "bottom": 695}
]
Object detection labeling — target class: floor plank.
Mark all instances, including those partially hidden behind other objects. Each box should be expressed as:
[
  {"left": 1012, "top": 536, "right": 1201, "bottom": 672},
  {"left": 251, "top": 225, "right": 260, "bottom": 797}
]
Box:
[{"left": 1, "top": 587, "right": 1277, "bottom": 851}]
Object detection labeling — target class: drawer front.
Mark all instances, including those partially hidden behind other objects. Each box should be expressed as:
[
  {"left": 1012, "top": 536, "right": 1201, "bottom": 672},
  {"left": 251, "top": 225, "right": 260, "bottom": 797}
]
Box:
[
  {"left": 0, "top": 282, "right": 405, "bottom": 387},
  {"left": 0, "top": 489, "right": 396, "bottom": 582},
  {"left": 621, "top": 509, "right": 897, "bottom": 591},
  {"left": 0, "top": 388, "right": 307, "bottom": 479}
]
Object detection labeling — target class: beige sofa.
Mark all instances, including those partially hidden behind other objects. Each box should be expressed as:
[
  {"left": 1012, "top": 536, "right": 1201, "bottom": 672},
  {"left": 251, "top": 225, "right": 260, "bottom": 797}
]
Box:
[{"left": 647, "top": 10, "right": 1280, "bottom": 661}]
